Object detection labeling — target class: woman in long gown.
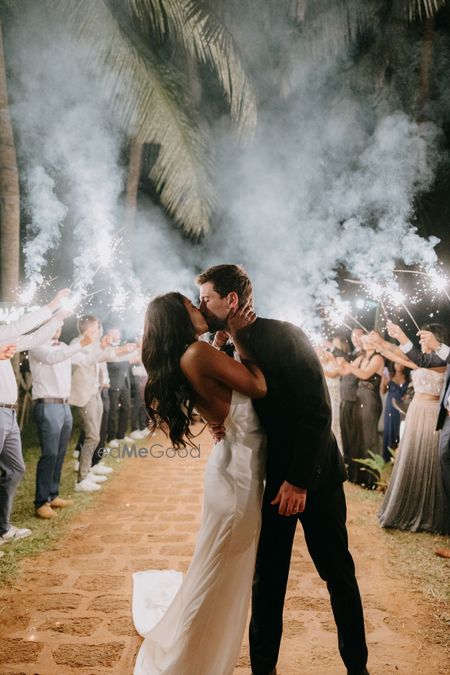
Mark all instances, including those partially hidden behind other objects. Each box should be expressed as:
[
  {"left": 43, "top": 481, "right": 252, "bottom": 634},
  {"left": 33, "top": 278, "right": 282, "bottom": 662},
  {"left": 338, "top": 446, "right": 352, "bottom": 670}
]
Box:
[
  {"left": 132, "top": 292, "right": 267, "bottom": 675},
  {"left": 341, "top": 336, "right": 384, "bottom": 487},
  {"left": 380, "top": 362, "right": 409, "bottom": 461},
  {"left": 371, "top": 325, "right": 449, "bottom": 534},
  {"left": 316, "top": 341, "right": 344, "bottom": 453}
]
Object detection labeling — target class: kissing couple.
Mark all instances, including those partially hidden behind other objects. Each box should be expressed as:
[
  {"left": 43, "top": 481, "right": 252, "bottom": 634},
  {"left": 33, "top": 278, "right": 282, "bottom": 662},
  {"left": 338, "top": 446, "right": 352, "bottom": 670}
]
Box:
[{"left": 132, "top": 264, "right": 369, "bottom": 675}]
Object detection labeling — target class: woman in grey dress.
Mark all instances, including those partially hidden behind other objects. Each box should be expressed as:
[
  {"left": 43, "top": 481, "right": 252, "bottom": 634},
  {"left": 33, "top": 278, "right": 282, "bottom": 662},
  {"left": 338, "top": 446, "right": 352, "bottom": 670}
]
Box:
[
  {"left": 372, "top": 325, "right": 449, "bottom": 534},
  {"left": 341, "top": 336, "right": 384, "bottom": 487}
]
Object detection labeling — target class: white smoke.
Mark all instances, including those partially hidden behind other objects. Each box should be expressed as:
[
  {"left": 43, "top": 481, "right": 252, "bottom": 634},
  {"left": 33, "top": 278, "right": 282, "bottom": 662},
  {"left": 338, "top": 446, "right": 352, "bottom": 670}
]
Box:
[{"left": 7, "top": 3, "right": 445, "bottom": 337}]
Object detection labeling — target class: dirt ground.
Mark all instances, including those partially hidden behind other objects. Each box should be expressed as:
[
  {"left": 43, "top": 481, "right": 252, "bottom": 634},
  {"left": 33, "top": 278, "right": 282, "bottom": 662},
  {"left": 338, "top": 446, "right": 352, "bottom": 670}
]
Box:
[{"left": 0, "top": 423, "right": 449, "bottom": 674}]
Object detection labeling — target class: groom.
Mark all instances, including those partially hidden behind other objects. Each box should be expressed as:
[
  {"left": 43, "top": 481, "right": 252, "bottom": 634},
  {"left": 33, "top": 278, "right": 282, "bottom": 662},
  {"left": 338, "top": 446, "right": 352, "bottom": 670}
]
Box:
[{"left": 197, "top": 264, "right": 369, "bottom": 675}]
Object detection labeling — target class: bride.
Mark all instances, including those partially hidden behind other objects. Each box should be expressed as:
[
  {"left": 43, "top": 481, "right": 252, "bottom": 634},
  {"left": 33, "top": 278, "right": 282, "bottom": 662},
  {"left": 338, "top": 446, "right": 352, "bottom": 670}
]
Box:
[{"left": 132, "top": 291, "right": 267, "bottom": 675}]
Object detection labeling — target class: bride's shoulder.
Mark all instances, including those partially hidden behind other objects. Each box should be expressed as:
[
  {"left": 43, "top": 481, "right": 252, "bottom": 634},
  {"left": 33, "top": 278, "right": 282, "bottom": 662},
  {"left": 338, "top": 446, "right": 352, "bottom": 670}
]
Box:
[{"left": 181, "top": 340, "right": 213, "bottom": 362}]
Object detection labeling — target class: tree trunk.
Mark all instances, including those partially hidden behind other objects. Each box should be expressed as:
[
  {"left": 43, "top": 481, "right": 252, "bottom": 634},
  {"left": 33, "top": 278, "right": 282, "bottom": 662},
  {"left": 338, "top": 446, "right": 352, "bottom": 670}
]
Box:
[
  {"left": 417, "top": 17, "right": 434, "bottom": 121},
  {"left": 124, "top": 138, "right": 143, "bottom": 234},
  {"left": 0, "top": 19, "right": 20, "bottom": 303}
]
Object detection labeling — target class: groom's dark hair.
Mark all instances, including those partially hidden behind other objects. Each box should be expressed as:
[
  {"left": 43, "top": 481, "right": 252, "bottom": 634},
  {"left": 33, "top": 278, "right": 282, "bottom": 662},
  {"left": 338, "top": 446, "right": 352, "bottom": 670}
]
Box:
[{"left": 196, "top": 264, "right": 253, "bottom": 308}]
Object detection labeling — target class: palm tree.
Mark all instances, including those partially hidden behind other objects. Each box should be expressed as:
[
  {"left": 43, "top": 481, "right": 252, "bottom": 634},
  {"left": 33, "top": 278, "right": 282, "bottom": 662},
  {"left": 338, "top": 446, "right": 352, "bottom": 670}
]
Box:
[
  {"left": 0, "top": 14, "right": 19, "bottom": 302},
  {"left": 48, "top": 0, "right": 257, "bottom": 237}
]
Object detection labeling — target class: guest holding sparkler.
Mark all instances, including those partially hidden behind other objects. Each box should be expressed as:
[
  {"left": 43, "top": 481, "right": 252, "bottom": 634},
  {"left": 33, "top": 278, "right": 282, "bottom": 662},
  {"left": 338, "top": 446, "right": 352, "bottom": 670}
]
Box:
[
  {"left": 341, "top": 335, "right": 384, "bottom": 487},
  {"left": 0, "top": 289, "right": 71, "bottom": 546},
  {"left": 337, "top": 328, "right": 364, "bottom": 468},
  {"left": 381, "top": 362, "right": 409, "bottom": 462},
  {"left": 317, "top": 338, "right": 345, "bottom": 453},
  {"left": 69, "top": 317, "right": 135, "bottom": 492},
  {"left": 106, "top": 326, "right": 133, "bottom": 447},
  {"left": 370, "top": 324, "right": 449, "bottom": 534},
  {"left": 29, "top": 320, "right": 94, "bottom": 518}
]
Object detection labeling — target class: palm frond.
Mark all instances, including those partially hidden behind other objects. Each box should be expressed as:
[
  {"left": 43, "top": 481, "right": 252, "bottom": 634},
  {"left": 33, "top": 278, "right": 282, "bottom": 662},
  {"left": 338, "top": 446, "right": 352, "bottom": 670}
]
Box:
[
  {"left": 51, "top": 0, "right": 214, "bottom": 236},
  {"left": 300, "top": 0, "right": 378, "bottom": 60},
  {"left": 130, "top": 0, "right": 257, "bottom": 139}
]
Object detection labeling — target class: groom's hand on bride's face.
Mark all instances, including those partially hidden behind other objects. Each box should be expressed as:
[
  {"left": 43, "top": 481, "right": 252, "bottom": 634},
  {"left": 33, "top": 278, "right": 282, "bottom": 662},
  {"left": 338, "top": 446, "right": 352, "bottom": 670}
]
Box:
[
  {"left": 271, "top": 481, "right": 307, "bottom": 516},
  {"left": 228, "top": 303, "right": 256, "bottom": 337}
]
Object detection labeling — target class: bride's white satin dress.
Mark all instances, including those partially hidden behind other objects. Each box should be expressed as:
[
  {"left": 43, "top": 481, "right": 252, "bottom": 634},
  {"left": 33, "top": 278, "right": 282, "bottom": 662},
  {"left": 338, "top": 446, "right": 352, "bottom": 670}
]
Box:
[{"left": 132, "top": 388, "right": 266, "bottom": 674}]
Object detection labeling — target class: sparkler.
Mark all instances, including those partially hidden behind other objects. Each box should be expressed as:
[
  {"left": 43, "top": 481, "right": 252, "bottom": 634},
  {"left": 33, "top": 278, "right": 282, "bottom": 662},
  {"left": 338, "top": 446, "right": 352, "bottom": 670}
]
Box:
[
  {"left": 327, "top": 298, "right": 368, "bottom": 333},
  {"left": 394, "top": 267, "right": 450, "bottom": 304},
  {"left": 401, "top": 302, "right": 420, "bottom": 331}
]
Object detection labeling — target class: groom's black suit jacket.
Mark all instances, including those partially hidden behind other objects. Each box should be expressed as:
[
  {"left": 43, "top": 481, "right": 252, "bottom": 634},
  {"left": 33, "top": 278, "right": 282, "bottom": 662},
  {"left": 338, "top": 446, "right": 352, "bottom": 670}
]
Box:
[
  {"left": 247, "top": 318, "right": 347, "bottom": 491},
  {"left": 404, "top": 344, "right": 450, "bottom": 430}
]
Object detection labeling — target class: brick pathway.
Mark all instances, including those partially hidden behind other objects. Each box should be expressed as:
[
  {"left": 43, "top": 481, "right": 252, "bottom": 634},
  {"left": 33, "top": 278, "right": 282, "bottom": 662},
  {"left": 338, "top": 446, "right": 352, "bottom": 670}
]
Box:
[{"left": 0, "top": 423, "right": 447, "bottom": 674}]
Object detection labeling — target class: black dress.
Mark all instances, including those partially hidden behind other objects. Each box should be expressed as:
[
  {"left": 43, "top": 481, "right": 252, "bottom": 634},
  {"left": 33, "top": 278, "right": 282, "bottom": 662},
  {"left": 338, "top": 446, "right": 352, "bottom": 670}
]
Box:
[
  {"left": 349, "top": 355, "right": 382, "bottom": 487},
  {"left": 339, "top": 372, "right": 359, "bottom": 467}
]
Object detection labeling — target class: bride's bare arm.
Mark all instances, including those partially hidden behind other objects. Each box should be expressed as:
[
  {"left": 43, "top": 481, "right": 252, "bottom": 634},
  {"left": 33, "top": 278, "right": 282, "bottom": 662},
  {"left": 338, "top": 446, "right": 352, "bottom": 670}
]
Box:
[{"left": 180, "top": 341, "right": 267, "bottom": 399}]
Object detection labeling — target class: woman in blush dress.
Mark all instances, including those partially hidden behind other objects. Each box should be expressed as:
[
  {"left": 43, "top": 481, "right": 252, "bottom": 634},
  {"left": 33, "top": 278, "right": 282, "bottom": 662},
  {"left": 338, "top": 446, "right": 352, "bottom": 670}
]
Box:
[
  {"left": 132, "top": 293, "right": 267, "bottom": 675},
  {"left": 317, "top": 338, "right": 346, "bottom": 453},
  {"left": 372, "top": 325, "right": 449, "bottom": 534},
  {"left": 341, "top": 335, "right": 384, "bottom": 488}
]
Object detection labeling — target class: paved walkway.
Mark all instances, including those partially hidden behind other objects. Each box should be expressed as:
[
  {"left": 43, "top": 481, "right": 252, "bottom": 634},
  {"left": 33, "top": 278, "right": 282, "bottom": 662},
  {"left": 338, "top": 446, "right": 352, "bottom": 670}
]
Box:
[{"left": 0, "top": 424, "right": 448, "bottom": 674}]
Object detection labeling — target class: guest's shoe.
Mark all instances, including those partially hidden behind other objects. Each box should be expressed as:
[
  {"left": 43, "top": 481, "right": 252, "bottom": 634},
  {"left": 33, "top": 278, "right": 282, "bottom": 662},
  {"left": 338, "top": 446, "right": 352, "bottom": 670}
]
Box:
[
  {"left": 347, "top": 668, "right": 369, "bottom": 675},
  {"left": 72, "top": 449, "right": 80, "bottom": 459},
  {"left": 73, "top": 460, "right": 80, "bottom": 471},
  {"left": 108, "top": 439, "right": 120, "bottom": 448},
  {"left": 49, "top": 497, "right": 74, "bottom": 508},
  {"left": 122, "top": 435, "right": 135, "bottom": 444},
  {"left": 75, "top": 478, "right": 101, "bottom": 492},
  {"left": 435, "top": 548, "right": 450, "bottom": 559},
  {"left": 251, "top": 670, "right": 277, "bottom": 675},
  {"left": 130, "top": 429, "right": 144, "bottom": 440},
  {"left": 0, "top": 525, "right": 32, "bottom": 545},
  {"left": 36, "top": 504, "right": 58, "bottom": 519},
  {"left": 87, "top": 472, "right": 107, "bottom": 483},
  {"left": 90, "top": 463, "right": 113, "bottom": 475}
]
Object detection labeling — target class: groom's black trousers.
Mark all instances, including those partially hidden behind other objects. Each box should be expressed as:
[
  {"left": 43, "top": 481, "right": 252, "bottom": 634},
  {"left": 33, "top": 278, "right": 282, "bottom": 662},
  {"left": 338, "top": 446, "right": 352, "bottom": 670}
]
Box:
[{"left": 249, "top": 480, "right": 368, "bottom": 674}]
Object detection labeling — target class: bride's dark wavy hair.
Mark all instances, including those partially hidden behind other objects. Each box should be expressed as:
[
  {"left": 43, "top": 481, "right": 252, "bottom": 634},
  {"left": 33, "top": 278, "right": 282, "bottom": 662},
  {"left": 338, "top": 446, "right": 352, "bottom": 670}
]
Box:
[{"left": 142, "top": 292, "right": 197, "bottom": 448}]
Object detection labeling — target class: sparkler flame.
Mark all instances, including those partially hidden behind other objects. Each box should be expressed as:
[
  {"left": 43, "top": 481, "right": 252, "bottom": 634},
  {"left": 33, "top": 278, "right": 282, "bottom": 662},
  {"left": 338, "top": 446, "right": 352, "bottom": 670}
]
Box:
[{"left": 60, "top": 291, "right": 82, "bottom": 312}]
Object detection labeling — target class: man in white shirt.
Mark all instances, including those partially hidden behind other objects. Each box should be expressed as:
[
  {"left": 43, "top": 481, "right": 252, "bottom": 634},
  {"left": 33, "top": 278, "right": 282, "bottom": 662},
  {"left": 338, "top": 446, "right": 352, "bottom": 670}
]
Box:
[
  {"left": 29, "top": 324, "right": 93, "bottom": 518},
  {"left": 70, "top": 316, "right": 135, "bottom": 492},
  {"left": 0, "top": 289, "right": 70, "bottom": 546}
]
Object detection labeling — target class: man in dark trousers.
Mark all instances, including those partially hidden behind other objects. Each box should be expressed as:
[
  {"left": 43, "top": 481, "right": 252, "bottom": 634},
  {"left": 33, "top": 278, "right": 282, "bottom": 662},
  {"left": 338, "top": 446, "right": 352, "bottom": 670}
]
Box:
[
  {"left": 197, "top": 264, "right": 368, "bottom": 675},
  {"left": 106, "top": 327, "right": 132, "bottom": 444}
]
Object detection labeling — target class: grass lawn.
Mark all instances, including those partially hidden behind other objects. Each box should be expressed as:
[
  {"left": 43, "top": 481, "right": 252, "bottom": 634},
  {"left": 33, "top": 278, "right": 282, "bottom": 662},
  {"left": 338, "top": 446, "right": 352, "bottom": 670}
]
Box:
[
  {"left": 0, "top": 411, "right": 122, "bottom": 585},
  {"left": 349, "top": 485, "right": 450, "bottom": 652}
]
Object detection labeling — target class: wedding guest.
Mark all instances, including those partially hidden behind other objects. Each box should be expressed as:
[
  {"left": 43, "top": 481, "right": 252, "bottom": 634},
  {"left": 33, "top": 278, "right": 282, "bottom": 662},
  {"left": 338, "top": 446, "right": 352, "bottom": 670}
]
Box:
[
  {"left": 317, "top": 339, "right": 344, "bottom": 453},
  {"left": 372, "top": 324, "right": 449, "bottom": 534},
  {"left": 69, "top": 317, "right": 129, "bottom": 492},
  {"left": 73, "top": 323, "right": 114, "bottom": 475},
  {"left": 106, "top": 327, "right": 132, "bottom": 446},
  {"left": 342, "top": 334, "right": 384, "bottom": 487},
  {"left": 0, "top": 289, "right": 70, "bottom": 546},
  {"left": 336, "top": 328, "right": 364, "bottom": 467},
  {"left": 130, "top": 349, "right": 148, "bottom": 440},
  {"left": 29, "top": 322, "right": 93, "bottom": 518},
  {"left": 381, "top": 362, "right": 409, "bottom": 462},
  {"left": 93, "top": 360, "right": 112, "bottom": 465}
]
